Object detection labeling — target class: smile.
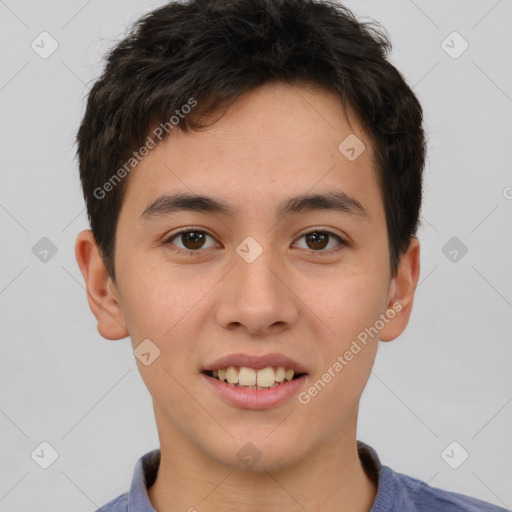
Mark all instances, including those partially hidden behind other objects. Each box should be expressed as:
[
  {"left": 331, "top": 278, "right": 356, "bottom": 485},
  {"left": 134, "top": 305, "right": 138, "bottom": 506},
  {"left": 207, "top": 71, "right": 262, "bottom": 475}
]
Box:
[{"left": 204, "top": 366, "right": 305, "bottom": 389}]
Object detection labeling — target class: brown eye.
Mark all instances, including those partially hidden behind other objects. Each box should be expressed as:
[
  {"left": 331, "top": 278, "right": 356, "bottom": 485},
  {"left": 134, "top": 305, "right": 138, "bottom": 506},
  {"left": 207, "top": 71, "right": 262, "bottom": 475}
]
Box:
[
  {"left": 294, "top": 230, "right": 346, "bottom": 252},
  {"left": 305, "top": 232, "right": 329, "bottom": 250},
  {"left": 180, "top": 231, "right": 206, "bottom": 250},
  {"left": 165, "top": 230, "right": 216, "bottom": 253}
]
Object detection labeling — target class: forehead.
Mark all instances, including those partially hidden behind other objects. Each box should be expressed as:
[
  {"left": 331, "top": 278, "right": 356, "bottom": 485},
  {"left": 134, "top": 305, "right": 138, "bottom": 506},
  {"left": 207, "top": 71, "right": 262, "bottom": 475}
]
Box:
[{"left": 120, "top": 82, "right": 382, "bottom": 222}]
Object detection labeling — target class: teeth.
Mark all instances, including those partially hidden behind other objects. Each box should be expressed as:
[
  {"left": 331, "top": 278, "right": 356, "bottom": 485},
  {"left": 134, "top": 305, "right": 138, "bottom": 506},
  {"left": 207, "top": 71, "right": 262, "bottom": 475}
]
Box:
[
  {"left": 209, "top": 366, "right": 299, "bottom": 389},
  {"left": 285, "top": 369, "right": 295, "bottom": 381},
  {"left": 256, "top": 367, "right": 275, "bottom": 387},
  {"left": 225, "top": 366, "right": 238, "bottom": 384},
  {"left": 238, "top": 367, "right": 257, "bottom": 386}
]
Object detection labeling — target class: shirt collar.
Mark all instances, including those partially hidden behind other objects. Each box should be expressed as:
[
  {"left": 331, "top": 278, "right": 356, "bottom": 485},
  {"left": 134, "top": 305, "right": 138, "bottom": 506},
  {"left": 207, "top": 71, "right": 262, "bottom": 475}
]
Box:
[
  {"left": 126, "top": 441, "right": 389, "bottom": 511},
  {"left": 127, "top": 448, "right": 160, "bottom": 512}
]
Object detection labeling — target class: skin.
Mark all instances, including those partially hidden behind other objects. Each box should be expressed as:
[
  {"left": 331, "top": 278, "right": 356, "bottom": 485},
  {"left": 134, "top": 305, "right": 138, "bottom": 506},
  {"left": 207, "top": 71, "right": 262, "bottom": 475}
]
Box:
[{"left": 76, "top": 81, "right": 420, "bottom": 512}]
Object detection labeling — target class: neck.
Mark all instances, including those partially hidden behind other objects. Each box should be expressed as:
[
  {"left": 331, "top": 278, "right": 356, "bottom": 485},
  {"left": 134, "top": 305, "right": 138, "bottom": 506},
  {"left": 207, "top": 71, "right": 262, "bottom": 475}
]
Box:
[{"left": 148, "top": 420, "right": 377, "bottom": 512}]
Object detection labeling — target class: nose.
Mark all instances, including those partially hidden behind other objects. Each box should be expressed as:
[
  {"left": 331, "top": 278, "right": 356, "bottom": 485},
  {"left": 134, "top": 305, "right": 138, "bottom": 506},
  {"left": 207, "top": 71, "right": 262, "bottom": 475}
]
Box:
[{"left": 213, "top": 246, "right": 300, "bottom": 337}]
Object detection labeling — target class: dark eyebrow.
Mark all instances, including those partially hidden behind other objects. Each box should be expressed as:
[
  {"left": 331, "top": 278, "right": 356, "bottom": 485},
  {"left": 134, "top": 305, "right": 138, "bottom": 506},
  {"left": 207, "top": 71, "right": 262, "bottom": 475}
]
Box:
[
  {"left": 278, "top": 190, "right": 369, "bottom": 220},
  {"left": 140, "top": 190, "right": 369, "bottom": 221},
  {"left": 141, "top": 193, "right": 237, "bottom": 219}
]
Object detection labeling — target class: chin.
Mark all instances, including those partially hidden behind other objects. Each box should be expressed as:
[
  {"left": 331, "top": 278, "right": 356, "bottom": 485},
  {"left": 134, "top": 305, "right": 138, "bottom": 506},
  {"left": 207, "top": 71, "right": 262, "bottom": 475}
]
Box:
[{"left": 210, "top": 432, "right": 305, "bottom": 472}]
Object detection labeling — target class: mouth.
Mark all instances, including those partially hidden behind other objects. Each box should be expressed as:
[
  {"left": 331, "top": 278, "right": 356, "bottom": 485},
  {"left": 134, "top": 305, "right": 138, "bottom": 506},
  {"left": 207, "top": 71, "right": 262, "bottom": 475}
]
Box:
[
  {"left": 201, "top": 353, "right": 309, "bottom": 408},
  {"left": 201, "top": 366, "right": 308, "bottom": 410},
  {"left": 202, "top": 366, "right": 307, "bottom": 390}
]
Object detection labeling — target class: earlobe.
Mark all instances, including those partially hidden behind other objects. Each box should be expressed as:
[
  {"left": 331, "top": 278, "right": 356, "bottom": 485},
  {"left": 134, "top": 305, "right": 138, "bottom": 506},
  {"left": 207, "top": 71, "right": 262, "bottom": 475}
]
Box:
[
  {"left": 379, "top": 237, "right": 420, "bottom": 342},
  {"left": 74, "top": 229, "right": 129, "bottom": 340}
]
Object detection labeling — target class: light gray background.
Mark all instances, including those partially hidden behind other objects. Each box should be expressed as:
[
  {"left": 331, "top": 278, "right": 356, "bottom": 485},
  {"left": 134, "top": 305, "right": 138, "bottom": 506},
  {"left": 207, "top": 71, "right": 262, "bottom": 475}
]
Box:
[{"left": 0, "top": 0, "right": 511, "bottom": 510}]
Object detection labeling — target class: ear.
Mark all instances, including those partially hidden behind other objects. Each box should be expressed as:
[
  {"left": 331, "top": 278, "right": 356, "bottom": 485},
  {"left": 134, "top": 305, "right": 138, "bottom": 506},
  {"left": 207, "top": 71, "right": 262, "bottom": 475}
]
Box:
[
  {"left": 379, "top": 237, "right": 420, "bottom": 342},
  {"left": 75, "top": 229, "right": 129, "bottom": 340}
]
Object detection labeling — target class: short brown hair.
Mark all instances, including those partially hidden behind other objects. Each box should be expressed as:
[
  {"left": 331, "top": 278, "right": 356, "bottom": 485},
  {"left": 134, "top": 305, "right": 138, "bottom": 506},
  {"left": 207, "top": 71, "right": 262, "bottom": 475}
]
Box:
[{"left": 76, "top": 0, "right": 426, "bottom": 280}]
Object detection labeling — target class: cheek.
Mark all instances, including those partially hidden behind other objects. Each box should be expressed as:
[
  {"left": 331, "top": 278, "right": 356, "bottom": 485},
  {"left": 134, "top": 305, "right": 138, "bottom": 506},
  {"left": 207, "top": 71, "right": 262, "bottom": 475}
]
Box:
[
  {"left": 118, "top": 254, "right": 208, "bottom": 340},
  {"left": 300, "top": 265, "right": 388, "bottom": 424},
  {"left": 309, "top": 269, "right": 389, "bottom": 344},
  {"left": 292, "top": 334, "right": 378, "bottom": 453},
  {"left": 119, "top": 280, "right": 171, "bottom": 341},
  {"left": 296, "top": 281, "right": 382, "bottom": 431}
]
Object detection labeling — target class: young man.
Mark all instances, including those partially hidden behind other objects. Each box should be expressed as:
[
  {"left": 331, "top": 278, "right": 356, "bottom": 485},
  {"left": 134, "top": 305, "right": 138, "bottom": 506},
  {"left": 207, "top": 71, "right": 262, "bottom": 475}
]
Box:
[{"left": 74, "top": 0, "right": 507, "bottom": 510}]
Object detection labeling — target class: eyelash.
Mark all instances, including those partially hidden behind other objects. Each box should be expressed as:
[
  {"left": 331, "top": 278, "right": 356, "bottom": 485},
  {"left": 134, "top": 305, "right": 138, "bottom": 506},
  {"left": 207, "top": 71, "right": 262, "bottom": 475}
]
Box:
[{"left": 163, "top": 228, "right": 349, "bottom": 256}]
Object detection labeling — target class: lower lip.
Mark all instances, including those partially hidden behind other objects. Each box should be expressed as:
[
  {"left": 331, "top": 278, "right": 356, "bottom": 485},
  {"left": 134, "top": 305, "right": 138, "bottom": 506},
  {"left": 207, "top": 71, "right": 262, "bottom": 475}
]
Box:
[{"left": 201, "top": 373, "right": 308, "bottom": 410}]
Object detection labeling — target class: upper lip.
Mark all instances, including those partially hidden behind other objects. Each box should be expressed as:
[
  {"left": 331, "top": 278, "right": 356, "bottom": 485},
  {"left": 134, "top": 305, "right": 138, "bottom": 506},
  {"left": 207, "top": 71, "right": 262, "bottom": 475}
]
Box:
[{"left": 202, "top": 352, "right": 308, "bottom": 374}]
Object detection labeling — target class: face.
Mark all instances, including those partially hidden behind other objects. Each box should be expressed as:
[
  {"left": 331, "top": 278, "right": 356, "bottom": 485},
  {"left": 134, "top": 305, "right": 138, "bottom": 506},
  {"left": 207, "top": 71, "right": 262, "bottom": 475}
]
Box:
[{"left": 82, "top": 82, "right": 417, "bottom": 471}]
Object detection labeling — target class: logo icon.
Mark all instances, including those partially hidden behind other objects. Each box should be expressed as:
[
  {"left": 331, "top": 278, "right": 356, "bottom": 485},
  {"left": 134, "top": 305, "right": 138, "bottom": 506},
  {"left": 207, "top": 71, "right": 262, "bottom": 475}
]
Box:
[
  {"left": 31, "top": 32, "right": 59, "bottom": 59},
  {"left": 237, "top": 442, "right": 262, "bottom": 468},
  {"left": 338, "top": 134, "right": 366, "bottom": 161},
  {"left": 441, "top": 32, "right": 469, "bottom": 60},
  {"left": 31, "top": 441, "right": 59, "bottom": 469},
  {"left": 32, "top": 237, "right": 58, "bottom": 263},
  {"left": 442, "top": 237, "right": 468, "bottom": 263},
  {"left": 441, "top": 441, "right": 469, "bottom": 469},
  {"left": 236, "top": 236, "right": 263, "bottom": 264},
  {"left": 134, "top": 338, "right": 161, "bottom": 366}
]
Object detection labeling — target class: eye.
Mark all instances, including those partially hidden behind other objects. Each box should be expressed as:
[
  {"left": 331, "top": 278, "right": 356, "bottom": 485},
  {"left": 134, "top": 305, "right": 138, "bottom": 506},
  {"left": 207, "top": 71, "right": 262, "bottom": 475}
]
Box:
[
  {"left": 163, "top": 228, "right": 348, "bottom": 255},
  {"left": 293, "top": 230, "right": 347, "bottom": 252},
  {"left": 164, "top": 229, "right": 217, "bottom": 254}
]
